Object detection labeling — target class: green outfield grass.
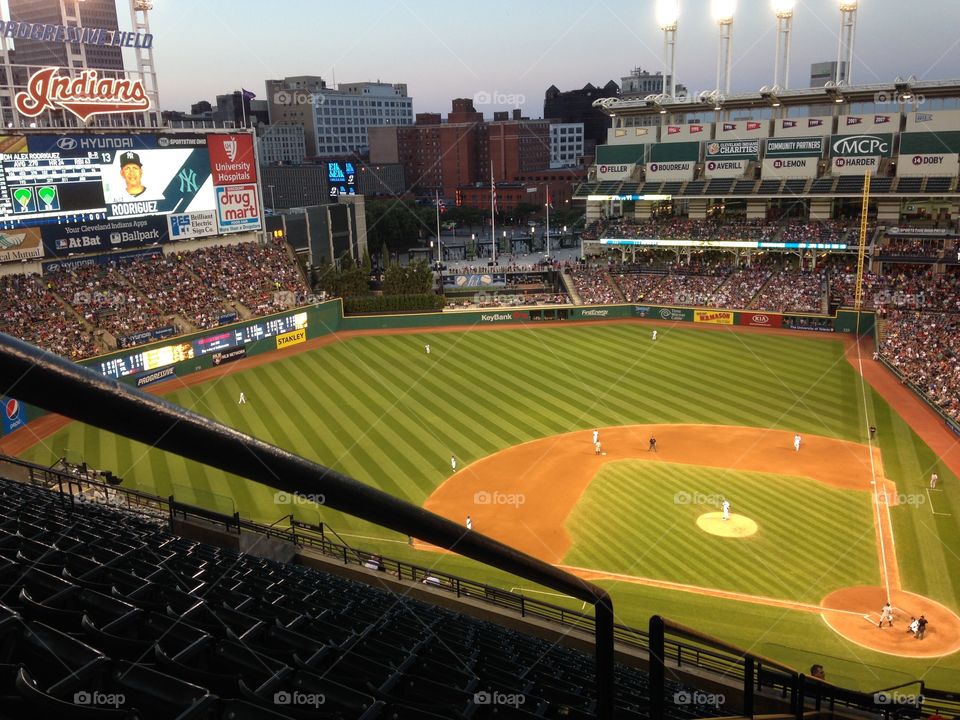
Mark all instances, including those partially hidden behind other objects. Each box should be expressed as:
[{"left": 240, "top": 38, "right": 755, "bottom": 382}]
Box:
[
  {"left": 15, "top": 322, "right": 960, "bottom": 687},
  {"left": 563, "top": 462, "right": 879, "bottom": 602}
]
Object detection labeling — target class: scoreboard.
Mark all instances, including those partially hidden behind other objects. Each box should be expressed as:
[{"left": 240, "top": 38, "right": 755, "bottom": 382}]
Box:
[
  {"left": 0, "top": 131, "right": 262, "bottom": 258},
  {"left": 97, "top": 312, "right": 308, "bottom": 380}
]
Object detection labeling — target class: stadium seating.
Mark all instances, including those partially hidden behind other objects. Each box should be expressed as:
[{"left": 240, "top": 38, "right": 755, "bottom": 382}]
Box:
[{"left": 0, "top": 476, "right": 727, "bottom": 719}]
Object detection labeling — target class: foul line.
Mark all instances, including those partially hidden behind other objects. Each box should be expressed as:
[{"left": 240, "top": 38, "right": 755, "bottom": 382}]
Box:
[{"left": 556, "top": 564, "right": 865, "bottom": 617}]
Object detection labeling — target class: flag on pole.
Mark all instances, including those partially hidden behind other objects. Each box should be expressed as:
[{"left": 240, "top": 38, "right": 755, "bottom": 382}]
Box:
[
  {"left": 491, "top": 168, "right": 497, "bottom": 212},
  {"left": 241, "top": 88, "right": 256, "bottom": 100}
]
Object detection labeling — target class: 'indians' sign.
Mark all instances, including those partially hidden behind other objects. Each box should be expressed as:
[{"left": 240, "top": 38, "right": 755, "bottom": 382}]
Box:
[{"left": 15, "top": 67, "right": 151, "bottom": 122}]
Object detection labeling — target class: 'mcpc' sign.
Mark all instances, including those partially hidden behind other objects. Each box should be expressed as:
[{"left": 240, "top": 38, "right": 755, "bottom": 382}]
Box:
[
  {"left": 215, "top": 184, "right": 261, "bottom": 233},
  {"left": 207, "top": 134, "right": 257, "bottom": 185}
]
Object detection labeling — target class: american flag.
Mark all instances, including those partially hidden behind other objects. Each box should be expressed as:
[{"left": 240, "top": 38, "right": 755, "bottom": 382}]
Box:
[{"left": 491, "top": 167, "right": 497, "bottom": 211}]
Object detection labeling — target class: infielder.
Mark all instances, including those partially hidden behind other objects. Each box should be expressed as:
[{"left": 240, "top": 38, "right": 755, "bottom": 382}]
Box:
[
  {"left": 466, "top": 515, "right": 472, "bottom": 530},
  {"left": 793, "top": 434, "right": 801, "bottom": 452},
  {"left": 721, "top": 499, "right": 730, "bottom": 521},
  {"left": 592, "top": 429, "right": 599, "bottom": 444},
  {"left": 595, "top": 441, "right": 601, "bottom": 455},
  {"left": 878, "top": 601, "right": 894, "bottom": 628}
]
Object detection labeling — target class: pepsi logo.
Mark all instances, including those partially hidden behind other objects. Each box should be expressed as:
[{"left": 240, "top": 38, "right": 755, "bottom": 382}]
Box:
[{"left": 5, "top": 399, "right": 19, "bottom": 421}]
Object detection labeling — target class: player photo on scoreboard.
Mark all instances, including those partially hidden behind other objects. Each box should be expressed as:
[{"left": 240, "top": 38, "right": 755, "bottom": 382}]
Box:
[{"left": 102, "top": 148, "right": 216, "bottom": 219}]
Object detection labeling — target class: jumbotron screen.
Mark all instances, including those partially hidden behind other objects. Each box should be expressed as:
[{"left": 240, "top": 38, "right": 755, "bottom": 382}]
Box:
[{"left": 0, "top": 132, "right": 261, "bottom": 256}]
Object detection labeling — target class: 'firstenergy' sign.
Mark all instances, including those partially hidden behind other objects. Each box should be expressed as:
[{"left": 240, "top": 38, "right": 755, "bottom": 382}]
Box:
[{"left": 15, "top": 67, "right": 151, "bottom": 122}]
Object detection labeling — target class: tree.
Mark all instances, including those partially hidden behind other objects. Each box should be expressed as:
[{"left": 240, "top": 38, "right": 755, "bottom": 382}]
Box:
[
  {"left": 361, "top": 248, "right": 372, "bottom": 275},
  {"left": 513, "top": 201, "right": 540, "bottom": 225}
]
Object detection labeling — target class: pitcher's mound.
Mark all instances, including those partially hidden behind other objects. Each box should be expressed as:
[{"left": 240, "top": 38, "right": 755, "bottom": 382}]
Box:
[
  {"left": 822, "top": 586, "right": 960, "bottom": 657},
  {"left": 696, "top": 512, "right": 758, "bottom": 538}
]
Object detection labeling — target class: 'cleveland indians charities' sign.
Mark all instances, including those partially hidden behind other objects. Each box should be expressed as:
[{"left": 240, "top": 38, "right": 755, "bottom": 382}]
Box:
[{"left": 15, "top": 67, "right": 151, "bottom": 122}]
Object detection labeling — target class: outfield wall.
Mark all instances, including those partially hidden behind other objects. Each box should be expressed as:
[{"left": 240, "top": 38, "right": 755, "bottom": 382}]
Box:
[{"left": 0, "top": 301, "right": 873, "bottom": 437}]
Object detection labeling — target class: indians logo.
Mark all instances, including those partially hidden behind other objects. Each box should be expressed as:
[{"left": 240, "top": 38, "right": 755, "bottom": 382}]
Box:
[
  {"left": 5, "top": 399, "right": 19, "bottom": 422},
  {"left": 15, "top": 67, "right": 151, "bottom": 122}
]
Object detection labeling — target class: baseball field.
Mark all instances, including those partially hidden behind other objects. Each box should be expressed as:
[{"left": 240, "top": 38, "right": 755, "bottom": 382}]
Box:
[{"left": 9, "top": 319, "right": 960, "bottom": 690}]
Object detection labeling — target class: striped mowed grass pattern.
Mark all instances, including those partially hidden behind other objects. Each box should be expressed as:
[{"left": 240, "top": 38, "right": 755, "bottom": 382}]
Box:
[
  {"left": 563, "top": 461, "right": 879, "bottom": 603},
  {"left": 14, "top": 323, "right": 960, "bottom": 683}
]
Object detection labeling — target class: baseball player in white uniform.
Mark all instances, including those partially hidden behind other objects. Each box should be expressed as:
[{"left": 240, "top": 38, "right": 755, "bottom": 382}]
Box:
[
  {"left": 466, "top": 515, "right": 472, "bottom": 530},
  {"left": 425, "top": 344, "right": 431, "bottom": 354},
  {"left": 721, "top": 499, "right": 730, "bottom": 521},
  {"left": 878, "top": 601, "right": 894, "bottom": 628},
  {"left": 793, "top": 434, "right": 801, "bottom": 452},
  {"left": 651, "top": 330, "right": 658, "bottom": 341},
  {"left": 450, "top": 455, "right": 457, "bottom": 471},
  {"left": 595, "top": 441, "right": 601, "bottom": 455},
  {"left": 592, "top": 429, "right": 599, "bottom": 444},
  {"left": 238, "top": 392, "right": 246, "bottom": 404},
  {"left": 930, "top": 472, "right": 939, "bottom": 489}
]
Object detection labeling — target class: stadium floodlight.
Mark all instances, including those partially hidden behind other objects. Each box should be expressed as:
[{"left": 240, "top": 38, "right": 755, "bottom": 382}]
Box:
[
  {"left": 836, "top": 0, "right": 858, "bottom": 84},
  {"left": 656, "top": 0, "right": 680, "bottom": 98},
  {"left": 772, "top": 0, "right": 795, "bottom": 89},
  {"left": 839, "top": 0, "right": 858, "bottom": 9},
  {"left": 656, "top": 0, "right": 680, "bottom": 29},
  {"left": 712, "top": 0, "right": 736, "bottom": 22},
  {"left": 712, "top": 0, "right": 735, "bottom": 96}
]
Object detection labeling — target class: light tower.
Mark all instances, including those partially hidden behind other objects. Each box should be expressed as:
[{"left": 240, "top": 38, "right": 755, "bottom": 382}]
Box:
[
  {"left": 131, "top": 0, "right": 161, "bottom": 126},
  {"left": 712, "top": 0, "right": 735, "bottom": 97},
  {"left": 772, "top": 0, "right": 795, "bottom": 90},
  {"left": 656, "top": 0, "right": 680, "bottom": 98},
  {"left": 836, "top": 0, "right": 858, "bottom": 85}
]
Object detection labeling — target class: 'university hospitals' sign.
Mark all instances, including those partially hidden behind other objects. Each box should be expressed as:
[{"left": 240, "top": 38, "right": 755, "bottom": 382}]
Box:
[
  {"left": 645, "top": 161, "right": 695, "bottom": 181},
  {"left": 764, "top": 136, "right": 824, "bottom": 158},
  {"left": 761, "top": 157, "right": 817, "bottom": 179},
  {"left": 15, "top": 67, "right": 151, "bottom": 122},
  {"left": 896, "top": 153, "right": 960, "bottom": 177},
  {"left": 704, "top": 159, "right": 748, "bottom": 179},
  {"left": 596, "top": 163, "right": 635, "bottom": 180}
]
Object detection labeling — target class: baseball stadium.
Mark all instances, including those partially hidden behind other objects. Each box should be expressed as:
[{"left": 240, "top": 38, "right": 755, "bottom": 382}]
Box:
[{"left": 2, "top": 3, "right": 960, "bottom": 720}]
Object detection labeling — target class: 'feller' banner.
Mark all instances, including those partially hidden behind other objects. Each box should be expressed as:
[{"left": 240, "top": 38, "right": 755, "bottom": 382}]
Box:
[
  {"left": 694, "top": 310, "right": 733, "bottom": 325},
  {"left": 596, "top": 163, "right": 635, "bottom": 180}
]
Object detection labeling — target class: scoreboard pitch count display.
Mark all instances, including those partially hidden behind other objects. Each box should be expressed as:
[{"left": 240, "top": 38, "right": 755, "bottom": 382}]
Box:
[
  {"left": 97, "top": 311, "right": 308, "bottom": 380},
  {"left": 0, "top": 132, "right": 260, "bottom": 254}
]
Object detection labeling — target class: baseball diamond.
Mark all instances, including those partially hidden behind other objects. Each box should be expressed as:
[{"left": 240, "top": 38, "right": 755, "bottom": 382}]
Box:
[{"left": 6, "top": 318, "right": 960, "bottom": 691}]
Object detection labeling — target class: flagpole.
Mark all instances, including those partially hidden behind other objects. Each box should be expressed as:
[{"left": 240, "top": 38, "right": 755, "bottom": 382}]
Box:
[
  {"left": 490, "top": 160, "right": 497, "bottom": 265},
  {"left": 241, "top": 90, "right": 248, "bottom": 128},
  {"left": 545, "top": 185, "right": 551, "bottom": 260},
  {"left": 435, "top": 189, "right": 441, "bottom": 266}
]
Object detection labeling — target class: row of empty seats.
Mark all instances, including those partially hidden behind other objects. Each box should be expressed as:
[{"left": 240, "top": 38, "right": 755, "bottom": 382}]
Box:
[{"left": 0, "top": 477, "right": 724, "bottom": 719}]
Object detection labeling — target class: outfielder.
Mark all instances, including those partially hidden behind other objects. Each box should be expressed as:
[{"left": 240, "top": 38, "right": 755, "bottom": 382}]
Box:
[
  {"left": 793, "top": 434, "right": 801, "bottom": 452},
  {"left": 651, "top": 330, "right": 658, "bottom": 341},
  {"left": 451, "top": 455, "right": 457, "bottom": 472},
  {"left": 425, "top": 344, "right": 431, "bottom": 354},
  {"left": 238, "top": 392, "right": 246, "bottom": 404},
  {"left": 930, "top": 472, "right": 939, "bottom": 489}
]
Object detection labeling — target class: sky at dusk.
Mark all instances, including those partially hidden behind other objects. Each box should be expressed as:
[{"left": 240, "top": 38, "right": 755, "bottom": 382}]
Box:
[{"left": 19, "top": 1, "right": 960, "bottom": 117}]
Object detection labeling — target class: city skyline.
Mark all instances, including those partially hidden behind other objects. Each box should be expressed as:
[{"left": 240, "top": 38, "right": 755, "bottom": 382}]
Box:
[{"left": 143, "top": 0, "right": 960, "bottom": 118}]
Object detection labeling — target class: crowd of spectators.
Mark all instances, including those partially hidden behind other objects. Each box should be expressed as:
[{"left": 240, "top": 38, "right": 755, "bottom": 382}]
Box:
[
  {"left": 749, "top": 268, "right": 826, "bottom": 313},
  {"left": 182, "top": 241, "right": 307, "bottom": 317},
  {"left": 448, "top": 292, "right": 570, "bottom": 309},
  {"left": 122, "top": 254, "right": 230, "bottom": 330},
  {"left": 569, "top": 267, "right": 620, "bottom": 305},
  {"left": 0, "top": 274, "right": 96, "bottom": 359},
  {"left": 709, "top": 266, "right": 773, "bottom": 309},
  {"left": 581, "top": 217, "right": 859, "bottom": 244},
  {"left": 878, "top": 235, "right": 947, "bottom": 258},
  {"left": 46, "top": 264, "right": 173, "bottom": 343},
  {"left": 881, "top": 310, "right": 960, "bottom": 422}
]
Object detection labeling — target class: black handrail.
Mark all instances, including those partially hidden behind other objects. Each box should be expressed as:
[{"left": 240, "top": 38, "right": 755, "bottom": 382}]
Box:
[{"left": 0, "top": 332, "right": 616, "bottom": 718}]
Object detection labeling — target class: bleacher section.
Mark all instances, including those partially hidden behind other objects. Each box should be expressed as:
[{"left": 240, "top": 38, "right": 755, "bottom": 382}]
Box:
[{"left": 0, "top": 476, "right": 724, "bottom": 720}]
